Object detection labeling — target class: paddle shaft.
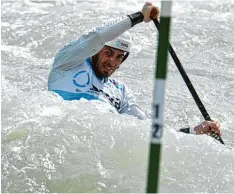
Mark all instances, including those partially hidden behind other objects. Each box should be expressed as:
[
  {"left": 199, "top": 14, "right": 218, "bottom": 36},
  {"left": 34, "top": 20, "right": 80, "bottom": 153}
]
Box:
[{"left": 152, "top": 18, "right": 224, "bottom": 144}]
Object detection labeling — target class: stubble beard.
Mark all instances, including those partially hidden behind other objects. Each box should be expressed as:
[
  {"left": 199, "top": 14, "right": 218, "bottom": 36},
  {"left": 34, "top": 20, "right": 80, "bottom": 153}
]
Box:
[{"left": 92, "top": 53, "right": 110, "bottom": 78}]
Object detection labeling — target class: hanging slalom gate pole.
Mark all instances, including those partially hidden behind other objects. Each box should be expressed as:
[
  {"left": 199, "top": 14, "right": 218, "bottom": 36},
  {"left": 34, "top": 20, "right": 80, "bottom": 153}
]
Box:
[{"left": 146, "top": 1, "right": 172, "bottom": 193}]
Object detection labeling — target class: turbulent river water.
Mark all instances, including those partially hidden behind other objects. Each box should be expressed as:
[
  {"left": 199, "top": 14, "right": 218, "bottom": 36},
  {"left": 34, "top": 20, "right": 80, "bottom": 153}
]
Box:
[{"left": 1, "top": 0, "right": 234, "bottom": 192}]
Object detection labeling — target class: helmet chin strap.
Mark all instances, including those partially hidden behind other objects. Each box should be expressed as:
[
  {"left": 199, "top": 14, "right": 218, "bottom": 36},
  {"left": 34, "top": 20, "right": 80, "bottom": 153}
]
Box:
[{"left": 121, "top": 52, "right": 130, "bottom": 63}]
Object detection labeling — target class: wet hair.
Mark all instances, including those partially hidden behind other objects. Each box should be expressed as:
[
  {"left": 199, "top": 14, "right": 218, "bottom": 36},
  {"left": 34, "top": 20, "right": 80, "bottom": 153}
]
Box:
[{"left": 91, "top": 53, "right": 99, "bottom": 67}]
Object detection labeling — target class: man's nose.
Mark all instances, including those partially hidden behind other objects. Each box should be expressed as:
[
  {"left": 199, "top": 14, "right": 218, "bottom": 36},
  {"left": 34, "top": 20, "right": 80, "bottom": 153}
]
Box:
[{"left": 108, "top": 57, "right": 116, "bottom": 66}]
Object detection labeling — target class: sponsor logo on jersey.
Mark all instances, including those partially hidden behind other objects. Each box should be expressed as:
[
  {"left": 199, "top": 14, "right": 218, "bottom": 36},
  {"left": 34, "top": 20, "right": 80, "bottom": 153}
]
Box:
[{"left": 90, "top": 85, "right": 121, "bottom": 110}]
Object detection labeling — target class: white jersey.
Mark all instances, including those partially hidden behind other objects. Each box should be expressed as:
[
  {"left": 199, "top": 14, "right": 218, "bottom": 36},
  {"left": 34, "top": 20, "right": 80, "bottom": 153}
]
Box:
[{"left": 48, "top": 16, "right": 146, "bottom": 119}]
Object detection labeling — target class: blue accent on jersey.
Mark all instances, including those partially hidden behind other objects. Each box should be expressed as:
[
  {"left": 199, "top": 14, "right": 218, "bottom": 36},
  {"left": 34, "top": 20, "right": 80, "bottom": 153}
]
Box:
[
  {"left": 85, "top": 58, "right": 93, "bottom": 68},
  {"left": 72, "top": 70, "right": 90, "bottom": 87}
]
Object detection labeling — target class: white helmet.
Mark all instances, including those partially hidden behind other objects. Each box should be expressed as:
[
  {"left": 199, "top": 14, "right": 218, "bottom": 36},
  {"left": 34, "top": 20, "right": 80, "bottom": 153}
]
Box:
[{"left": 105, "top": 31, "right": 132, "bottom": 53}]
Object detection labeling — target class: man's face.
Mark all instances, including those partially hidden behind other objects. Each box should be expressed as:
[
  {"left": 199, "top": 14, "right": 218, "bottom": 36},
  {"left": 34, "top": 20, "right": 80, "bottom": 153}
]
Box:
[{"left": 93, "top": 46, "right": 126, "bottom": 78}]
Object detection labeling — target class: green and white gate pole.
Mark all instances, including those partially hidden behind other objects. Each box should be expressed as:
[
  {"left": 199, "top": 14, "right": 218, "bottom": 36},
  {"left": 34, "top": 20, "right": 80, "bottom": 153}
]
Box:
[{"left": 146, "top": 1, "right": 172, "bottom": 193}]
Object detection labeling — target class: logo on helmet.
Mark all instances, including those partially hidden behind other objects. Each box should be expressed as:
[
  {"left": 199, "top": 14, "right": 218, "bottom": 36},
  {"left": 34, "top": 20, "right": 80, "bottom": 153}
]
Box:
[{"left": 116, "top": 40, "right": 128, "bottom": 50}]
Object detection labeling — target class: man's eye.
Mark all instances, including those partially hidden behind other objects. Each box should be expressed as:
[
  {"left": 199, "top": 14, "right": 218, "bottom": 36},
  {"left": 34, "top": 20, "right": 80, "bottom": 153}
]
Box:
[
  {"left": 117, "top": 55, "right": 124, "bottom": 61},
  {"left": 105, "top": 51, "right": 112, "bottom": 57}
]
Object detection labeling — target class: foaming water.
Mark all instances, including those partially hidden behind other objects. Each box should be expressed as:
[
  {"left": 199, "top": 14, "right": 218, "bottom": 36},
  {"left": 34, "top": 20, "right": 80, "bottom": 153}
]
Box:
[{"left": 1, "top": 0, "right": 234, "bottom": 192}]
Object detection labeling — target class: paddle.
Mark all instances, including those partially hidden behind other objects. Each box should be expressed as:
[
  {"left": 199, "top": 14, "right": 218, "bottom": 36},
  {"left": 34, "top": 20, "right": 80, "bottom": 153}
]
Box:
[{"left": 152, "top": 18, "right": 224, "bottom": 145}]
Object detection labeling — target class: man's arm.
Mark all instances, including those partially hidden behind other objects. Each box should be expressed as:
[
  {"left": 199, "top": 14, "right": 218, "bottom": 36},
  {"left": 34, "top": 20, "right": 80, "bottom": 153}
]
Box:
[
  {"left": 119, "top": 84, "right": 222, "bottom": 137},
  {"left": 118, "top": 85, "right": 147, "bottom": 120},
  {"left": 119, "top": 100, "right": 147, "bottom": 120},
  {"left": 52, "top": 16, "right": 133, "bottom": 72},
  {"left": 51, "top": 2, "right": 159, "bottom": 72},
  {"left": 119, "top": 84, "right": 222, "bottom": 136}
]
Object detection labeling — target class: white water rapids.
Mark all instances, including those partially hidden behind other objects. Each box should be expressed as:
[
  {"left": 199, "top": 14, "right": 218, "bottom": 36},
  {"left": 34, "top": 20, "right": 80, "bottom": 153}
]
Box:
[{"left": 1, "top": 0, "right": 234, "bottom": 192}]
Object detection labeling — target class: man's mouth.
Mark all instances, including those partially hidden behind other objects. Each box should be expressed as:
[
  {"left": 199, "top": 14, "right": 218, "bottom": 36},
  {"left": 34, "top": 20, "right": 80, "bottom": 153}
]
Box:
[
  {"left": 103, "top": 63, "right": 114, "bottom": 72},
  {"left": 104, "top": 66, "right": 113, "bottom": 71}
]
